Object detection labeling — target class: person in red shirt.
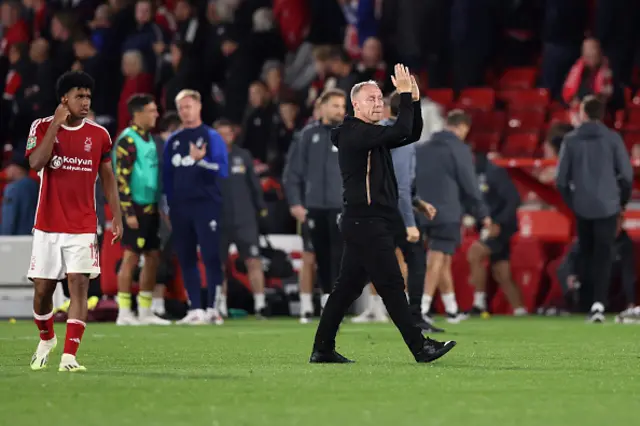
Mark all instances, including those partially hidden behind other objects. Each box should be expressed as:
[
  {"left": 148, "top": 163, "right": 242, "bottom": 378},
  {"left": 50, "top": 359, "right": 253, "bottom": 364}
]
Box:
[
  {"left": 0, "top": 1, "right": 29, "bottom": 57},
  {"left": 25, "top": 71, "right": 123, "bottom": 373}
]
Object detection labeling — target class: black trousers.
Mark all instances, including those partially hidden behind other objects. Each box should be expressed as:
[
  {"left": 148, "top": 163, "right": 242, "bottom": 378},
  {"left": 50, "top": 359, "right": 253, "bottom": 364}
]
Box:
[
  {"left": 307, "top": 208, "right": 343, "bottom": 294},
  {"left": 576, "top": 215, "right": 618, "bottom": 308},
  {"left": 313, "top": 216, "right": 425, "bottom": 354},
  {"left": 397, "top": 235, "right": 426, "bottom": 312}
]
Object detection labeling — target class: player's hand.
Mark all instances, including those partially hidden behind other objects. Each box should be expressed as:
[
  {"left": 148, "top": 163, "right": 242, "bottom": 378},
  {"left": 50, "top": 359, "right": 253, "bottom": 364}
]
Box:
[
  {"left": 488, "top": 223, "right": 501, "bottom": 237},
  {"left": 406, "top": 226, "right": 420, "bottom": 243},
  {"left": 126, "top": 215, "right": 139, "bottom": 230},
  {"left": 410, "top": 75, "right": 420, "bottom": 101},
  {"left": 189, "top": 142, "right": 207, "bottom": 161},
  {"left": 290, "top": 205, "right": 307, "bottom": 223},
  {"left": 111, "top": 216, "right": 123, "bottom": 245},
  {"left": 391, "top": 64, "right": 412, "bottom": 94},
  {"left": 53, "top": 103, "right": 70, "bottom": 126},
  {"left": 482, "top": 216, "right": 493, "bottom": 230},
  {"left": 417, "top": 200, "right": 437, "bottom": 220}
]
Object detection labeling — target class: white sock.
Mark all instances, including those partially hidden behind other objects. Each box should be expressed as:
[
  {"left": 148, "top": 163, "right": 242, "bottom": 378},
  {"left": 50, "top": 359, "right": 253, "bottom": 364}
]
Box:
[
  {"left": 473, "top": 291, "right": 487, "bottom": 310},
  {"left": 513, "top": 307, "right": 528, "bottom": 316},
  {"left": 405, "top": 291, "right": 409, "bottom": 303},
  {"left": 151, "top": 297, "right": 165, "bottom": 314},
  {"left": 421, "top": 294, "right": 433, "bottom": 315},
  {"left": 217, "top": 293, "right": 227, "bottom": 308},
  {"left": 254, "top": 292, "right": 266, "bottom": 311},
  {"left": 300, "top": 293, "right": 313, "bottom": 314},
  {"left": 373, "top": 295, "right": 386, "bottom": 316},
  {"left": 321, "top": 293, "right": 329, "bottom": 309},
  {"left": 441, "top": 292, "right": 458, "bottom": 314}
]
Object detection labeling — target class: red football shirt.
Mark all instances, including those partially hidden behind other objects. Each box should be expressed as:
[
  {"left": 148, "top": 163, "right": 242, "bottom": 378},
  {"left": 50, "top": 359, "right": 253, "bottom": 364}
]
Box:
[{"left": 25, "top": 117, "right": 112, "bottom": 234}]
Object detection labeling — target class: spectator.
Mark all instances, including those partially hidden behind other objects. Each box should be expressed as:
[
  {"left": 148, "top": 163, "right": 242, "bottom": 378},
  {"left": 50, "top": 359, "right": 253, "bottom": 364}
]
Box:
[
  {"left": 49, "top": 11, "right": 76, "bottom": 79},
  {"left": 305, "top": 45, "right": 332, "bottom": 108},
  {"left": 238, "top": 80, "right": 278, "bottom": 168},
  {"left": 122, "top": 0, "right": 165, "bottom": 78},
  {"left": 0, "top": 154, "right": 38, "bottom": 236},
  {"left": 21, "top": 0, "right": 48, "bottom": 40},
  {"left": 88, "top": 4, "right": 112, "bottom": 52},
  {"left": 0, "top": 1, "right": 29, "bottom": 58},
  {"left": 20, "top": 38, "right": 56, "bottom": 124},
  {"left": 356, "top": 36, "right": 387, "bottom": 92},
  {"left": 269, "top": 97, "right": 301, "bottom": 176},
  {"left": 562, "top": 38, "right": 613, "bottom": 115},
  {"left": 1, "top": 42, "right": 33, "bottom": 149},
  {"left": 325, "top": 47, "right": 362, "bottom": 111},
  {"left": 73, "top": 36, "right": 108, "bottom": 116},
  {"left": 118, "top": 50, "right": 154, "bottom": 133}
]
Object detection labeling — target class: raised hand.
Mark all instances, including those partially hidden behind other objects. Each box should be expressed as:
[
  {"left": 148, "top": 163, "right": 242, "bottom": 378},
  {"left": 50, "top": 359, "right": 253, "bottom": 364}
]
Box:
[
  {"left": 53, "top": 103, "right": 70, "bottom": 126},
  {"left": 410, "top": 75, "right": 420, "bottom": 101},
  {"left": 390, "top": 64, "right": 412, "bottom": 94}
]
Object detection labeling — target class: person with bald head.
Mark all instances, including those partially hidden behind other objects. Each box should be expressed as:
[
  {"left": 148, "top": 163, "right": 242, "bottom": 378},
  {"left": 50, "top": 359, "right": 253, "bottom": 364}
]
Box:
[
  {"left": 309, "top": 64, "right": 456, "bottom": 364},
  {"left": 562, "top": 38, "right": 613, "bottom": 110}
]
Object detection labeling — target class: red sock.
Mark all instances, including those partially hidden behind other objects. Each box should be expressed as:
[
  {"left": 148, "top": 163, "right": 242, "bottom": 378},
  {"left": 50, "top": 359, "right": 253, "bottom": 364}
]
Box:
[
  {"left": 63, "top": 319, "right": 86, "bottom": 356},
  {"left": 33, "top": 311, "right": 55, "bottom": 341}
]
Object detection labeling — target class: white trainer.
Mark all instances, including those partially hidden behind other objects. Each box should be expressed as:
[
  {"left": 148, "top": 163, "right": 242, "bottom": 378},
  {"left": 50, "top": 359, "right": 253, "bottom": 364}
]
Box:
[{"left": 30, "top": 336, "right": 57, "bottom": 371}]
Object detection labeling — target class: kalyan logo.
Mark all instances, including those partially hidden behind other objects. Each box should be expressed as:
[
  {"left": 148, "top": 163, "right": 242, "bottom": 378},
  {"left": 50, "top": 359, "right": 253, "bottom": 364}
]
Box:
[{"left": 49, "top": 155, "right": 93, "bottom": 171}]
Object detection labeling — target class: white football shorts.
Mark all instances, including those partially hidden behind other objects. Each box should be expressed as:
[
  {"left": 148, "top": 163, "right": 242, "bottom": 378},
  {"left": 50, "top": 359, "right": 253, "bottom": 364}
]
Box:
[{"left": 27, "top": 230, "right": 101, "bottom": 281}]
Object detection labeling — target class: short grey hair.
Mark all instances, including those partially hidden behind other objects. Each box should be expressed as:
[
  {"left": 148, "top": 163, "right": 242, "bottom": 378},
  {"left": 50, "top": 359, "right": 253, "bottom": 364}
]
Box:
[{"left": 350, "top": 80, "right": 379, "bottom": 102}]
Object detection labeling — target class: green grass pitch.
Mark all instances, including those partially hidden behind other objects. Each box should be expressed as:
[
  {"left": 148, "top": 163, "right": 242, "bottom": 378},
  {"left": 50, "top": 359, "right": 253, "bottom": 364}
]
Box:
[{"left": 1, "top": 316, "right": 639, "bottom": 426}]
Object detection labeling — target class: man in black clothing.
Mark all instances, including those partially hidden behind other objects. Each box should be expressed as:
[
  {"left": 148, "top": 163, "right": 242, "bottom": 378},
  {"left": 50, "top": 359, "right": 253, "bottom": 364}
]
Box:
[
  {"left": 466, "top": 153, "right": 526, "bottom": 316},
  {"left": 556, "top": 96, "right": 633, "bottom": 322},
  {"left": 557, "top": 215, "right": 637, "bottom": 316},
  {"left": 310, "top": 65, "right": 456, "bottom": 364}
]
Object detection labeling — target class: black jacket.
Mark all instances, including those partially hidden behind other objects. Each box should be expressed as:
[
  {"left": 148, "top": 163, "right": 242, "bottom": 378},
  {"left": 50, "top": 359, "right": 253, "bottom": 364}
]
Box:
[
  {"left": 556, "top": 121, "right": 633, "bottom": 219},
  {"left": 474, "top": 153, "right": 520, "bottom": 235},
  {"left": 330, "top": 92, "right": 422, "bottom": 219}
]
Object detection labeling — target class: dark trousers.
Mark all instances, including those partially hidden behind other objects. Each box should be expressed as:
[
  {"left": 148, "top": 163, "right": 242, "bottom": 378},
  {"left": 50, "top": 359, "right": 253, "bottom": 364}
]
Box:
[
  {"left": 313, "top": 217, "right": 425, "bottom": 354},
  {"left": 576, "top": 215, "right": 618, "bottom": 308},
  {"left": 307, "top": 208, "right": 343, "bottom": 294},
  {"left": 397, "top": 236, "right": 426, "bottom": 312},
  {"left": 171, "top": 201, "right": 223, "bottom": 309}
]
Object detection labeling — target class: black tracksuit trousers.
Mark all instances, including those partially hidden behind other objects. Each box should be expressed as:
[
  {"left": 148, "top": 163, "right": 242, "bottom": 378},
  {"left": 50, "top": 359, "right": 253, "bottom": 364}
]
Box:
[{"left": 313, "top": 216, "right": 425, "bottom": 354}]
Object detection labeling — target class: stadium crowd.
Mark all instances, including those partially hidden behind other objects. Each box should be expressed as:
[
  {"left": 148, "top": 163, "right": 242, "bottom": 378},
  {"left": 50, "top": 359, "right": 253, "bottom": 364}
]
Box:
[{"left": 2, "top": 0, "right": 640, "bottom": 326}]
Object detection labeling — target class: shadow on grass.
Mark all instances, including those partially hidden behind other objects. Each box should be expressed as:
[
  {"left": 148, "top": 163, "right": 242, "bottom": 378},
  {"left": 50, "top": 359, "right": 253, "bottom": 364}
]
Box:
[{"left": 88, "top": 370, "right": 242, "bottom": 381}]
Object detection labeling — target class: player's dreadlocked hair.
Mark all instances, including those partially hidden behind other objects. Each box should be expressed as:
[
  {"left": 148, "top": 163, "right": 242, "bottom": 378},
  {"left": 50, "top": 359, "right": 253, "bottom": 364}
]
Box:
[{"left": 55, "top": 71, "right": 95, "bottom": 100}]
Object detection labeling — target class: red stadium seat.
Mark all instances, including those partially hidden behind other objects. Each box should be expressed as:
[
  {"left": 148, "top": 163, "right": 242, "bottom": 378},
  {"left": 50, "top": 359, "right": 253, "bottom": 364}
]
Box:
[
  {"left": 548, "top": 108, "right": 571, "bottom": 124},
  {"left": 507, "top": 110, "right": 546, "bottom": 133},
  {"left": 425, "top": 88, "right": 454, "bottom": 109},
  {"left": 457, "top": 87, "right": 495, "bottom": 111},
  {"left": 623, "top": 131, "right": 640, "bottom": 153},
  {"left": 497, "top": 67, "right": 537, "bottom": 90},
  {"left": 502, "top": 132, "right": 540, "bottom": 157},
  {"left": 624, "top": 108, "right": 640, "bottom": 132},
  {"left": 470, "top": 110, "right": 506, "bottom": 133},
  {"left": 507, "top": 236, "right": 546, "bottom": 314},
  {"left": 498, "top": 88, "right": 550, "bottom": 111},
  {"left": 469, "top": 131, "right": 502, "bottom": 152}
]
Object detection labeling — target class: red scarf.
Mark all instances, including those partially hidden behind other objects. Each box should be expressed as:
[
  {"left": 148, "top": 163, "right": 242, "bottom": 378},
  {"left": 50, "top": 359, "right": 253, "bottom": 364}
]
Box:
[{"left": 562, "top": 57, "right": 612, "bottom": 105}]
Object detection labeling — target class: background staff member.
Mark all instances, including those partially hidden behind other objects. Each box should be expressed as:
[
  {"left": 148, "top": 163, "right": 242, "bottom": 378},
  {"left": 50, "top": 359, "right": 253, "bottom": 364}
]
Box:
[
  {"left": 215, "top": 119, "right": 269, "bottom": 319},
  {"left": 466, "top": 152, "right": 526, "bottom": 317},
  {"left": 556, "top": 95, "right": 633, "bottom": 323},
  {"left": 283, "top": 89, "right": 347, "bottom": 311}
]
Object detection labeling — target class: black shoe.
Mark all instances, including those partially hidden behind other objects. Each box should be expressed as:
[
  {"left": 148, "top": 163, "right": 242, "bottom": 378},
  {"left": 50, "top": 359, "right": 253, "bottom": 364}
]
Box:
[
  {"left": 414, "top": 337, "right": 456, "bottom": 363},
  {"left": 309, "top": 350, "right": 355, "bottom": 364},
  {"left": 256, "top": 307, "right": 270, "bottom": 320},
  {"left": 415, "top": 317, "right": 445, "bottom": 333},
  {"left": 466, "top": 306, "right": 486, "bottom": 317}
]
